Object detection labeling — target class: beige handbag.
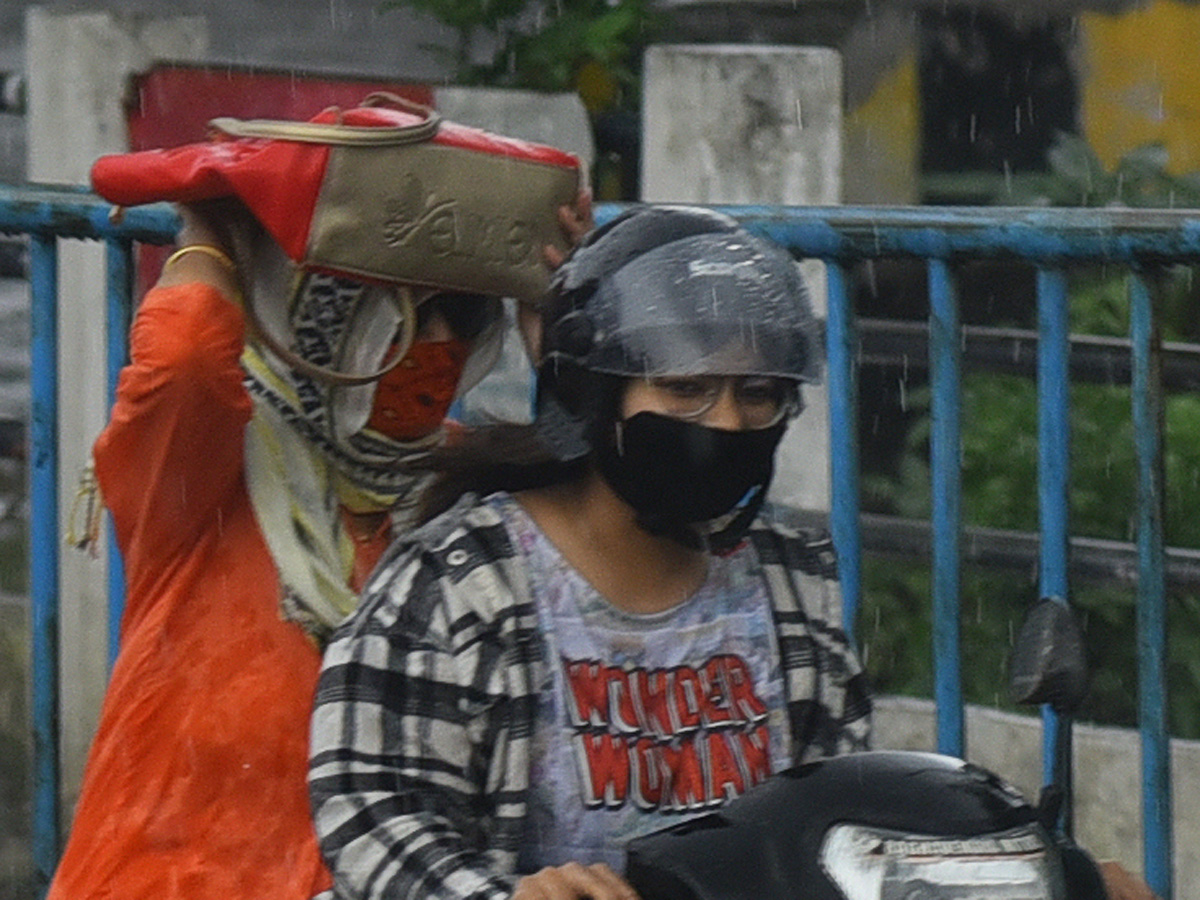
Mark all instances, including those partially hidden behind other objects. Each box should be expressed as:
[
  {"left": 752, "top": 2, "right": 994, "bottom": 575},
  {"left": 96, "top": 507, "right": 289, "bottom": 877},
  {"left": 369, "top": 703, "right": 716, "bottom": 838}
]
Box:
[{"left": 94, "top": 92, "right": 584, "bottom": 306}]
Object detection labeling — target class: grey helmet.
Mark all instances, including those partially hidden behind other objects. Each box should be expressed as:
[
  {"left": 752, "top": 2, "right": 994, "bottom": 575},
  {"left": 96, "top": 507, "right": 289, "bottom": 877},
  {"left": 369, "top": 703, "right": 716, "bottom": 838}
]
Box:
[{"left": 536, "top": 204, "right": 821, "bottom": 459}]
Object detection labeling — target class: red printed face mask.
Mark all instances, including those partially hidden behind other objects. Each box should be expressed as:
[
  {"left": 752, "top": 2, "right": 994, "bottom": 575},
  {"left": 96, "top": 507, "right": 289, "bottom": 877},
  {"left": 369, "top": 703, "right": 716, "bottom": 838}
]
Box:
[{"left": 365, "top": 339, "right": 470, "bottom": 441}]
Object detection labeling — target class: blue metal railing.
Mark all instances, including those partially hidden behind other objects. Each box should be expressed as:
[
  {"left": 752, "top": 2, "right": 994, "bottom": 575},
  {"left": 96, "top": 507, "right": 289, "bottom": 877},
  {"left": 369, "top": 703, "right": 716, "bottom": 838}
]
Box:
[
  {"left": 3, "top": 187, "right": 1189, "bottom": 898},
  {"left": 0, "top": 184, "right": 177, "bottom": 896},
  {"left": 721, "top": 203, "right": 1185, "bottom": 898}
]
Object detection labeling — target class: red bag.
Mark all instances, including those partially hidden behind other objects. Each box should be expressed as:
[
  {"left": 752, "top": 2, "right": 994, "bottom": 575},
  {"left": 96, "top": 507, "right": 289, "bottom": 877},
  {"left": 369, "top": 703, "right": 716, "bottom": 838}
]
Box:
[{"left": 91, "top": 94, "right": 583, "bottom": 305}]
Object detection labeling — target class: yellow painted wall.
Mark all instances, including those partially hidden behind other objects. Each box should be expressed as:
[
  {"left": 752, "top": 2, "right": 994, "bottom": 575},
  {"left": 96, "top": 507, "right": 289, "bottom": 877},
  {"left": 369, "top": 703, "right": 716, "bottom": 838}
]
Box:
[
  {"left": 843, "top": 52, "right": 920, "bottom": 204},
  {"left": 1080, "top": 0, "right": 1200, "bottom": 173}
]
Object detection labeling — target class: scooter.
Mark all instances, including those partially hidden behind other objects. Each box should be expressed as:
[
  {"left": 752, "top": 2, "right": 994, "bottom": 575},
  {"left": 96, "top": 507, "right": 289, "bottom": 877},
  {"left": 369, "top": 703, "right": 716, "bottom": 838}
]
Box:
[{"left": 624, "top": 597, "right": 1108, "bottom": 900}]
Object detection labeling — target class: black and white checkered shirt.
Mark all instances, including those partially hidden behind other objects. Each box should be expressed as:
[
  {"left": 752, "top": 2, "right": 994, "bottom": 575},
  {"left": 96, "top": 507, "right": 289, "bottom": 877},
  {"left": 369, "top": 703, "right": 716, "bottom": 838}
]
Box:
[{"left": 309, "top": 493, "right": 871, "bottom": 900}]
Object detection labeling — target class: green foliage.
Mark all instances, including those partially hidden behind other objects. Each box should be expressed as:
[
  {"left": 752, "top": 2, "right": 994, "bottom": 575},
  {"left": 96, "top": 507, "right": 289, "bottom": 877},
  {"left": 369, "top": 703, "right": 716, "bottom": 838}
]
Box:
[
  {"left": 496, "top": 0, "right": 652, "bottom": 97},
  {"left": 379, "top": 0, "right": 657, "bottom": 109},
  {"left": 861, "top": 284, "right": 1200, "bottom": 734},
  {"left": 859, "top": 135, "right": 1200, "bottom": 737},
  {"left": 859, "top": 558, "right": 1035, "bottom": 711},
  {"left": 382, "top": 0, "right": 527, "bottom": 36},
  {"left": 1006, "top": 132, "right": 1200, "bottom": 209},
  {"left": 862, "top": 356, "right": 1200, "bottom": 733}
]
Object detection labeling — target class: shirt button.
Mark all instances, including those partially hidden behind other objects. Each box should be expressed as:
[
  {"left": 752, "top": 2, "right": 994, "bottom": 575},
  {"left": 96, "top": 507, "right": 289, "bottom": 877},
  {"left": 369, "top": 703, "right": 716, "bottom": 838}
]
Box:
[{"left": 447, "top": 549, "right": 469, "bottom": 566}]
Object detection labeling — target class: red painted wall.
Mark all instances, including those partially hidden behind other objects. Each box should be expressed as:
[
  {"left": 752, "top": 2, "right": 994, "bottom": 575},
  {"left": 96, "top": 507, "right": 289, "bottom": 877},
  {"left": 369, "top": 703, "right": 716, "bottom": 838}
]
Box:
[
  {"left": 124, "top": 63, "right": 435, "bottom": 292},
  {"left": 127, "top": 63, "right": 435, "bottom": 149}
]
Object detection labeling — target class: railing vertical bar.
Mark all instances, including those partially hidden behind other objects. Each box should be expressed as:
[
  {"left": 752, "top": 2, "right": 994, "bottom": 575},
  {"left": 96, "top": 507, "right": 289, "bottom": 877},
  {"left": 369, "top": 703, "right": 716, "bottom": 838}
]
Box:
[
  {"left": 928, "top": 257, "right": 963, "bottom": 757},
  {"left": 104, "top": 239, "right": 131, "bottom": 669},
  {"left": 29, "top": 233, "right": 60, "bottom": 894},
  {"left": 1129, "top": 270, "right": 1173, "bottom": 899},
  {"left": 1035, "top": 267, "right": 1071, "bottom": 611},
  {"left": 1036, "top": 266, "right": 1073, "bottom": 832},
  {"left": 825, "top": 260, "right": 860, "bottom": 644}
]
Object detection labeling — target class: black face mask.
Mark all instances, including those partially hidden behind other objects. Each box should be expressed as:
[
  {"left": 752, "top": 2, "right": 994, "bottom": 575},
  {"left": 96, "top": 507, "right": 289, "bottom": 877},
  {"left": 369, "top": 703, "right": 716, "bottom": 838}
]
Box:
[{"left": 595, "top": 411, "right": 787, "bottom": 553}]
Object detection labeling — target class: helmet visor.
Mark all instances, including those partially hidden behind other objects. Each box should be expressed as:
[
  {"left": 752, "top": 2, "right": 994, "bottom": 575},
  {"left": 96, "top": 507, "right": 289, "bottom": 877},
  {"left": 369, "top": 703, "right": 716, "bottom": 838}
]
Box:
[{"left": 579, "top": 232, "right": 821, "bottom": 382}]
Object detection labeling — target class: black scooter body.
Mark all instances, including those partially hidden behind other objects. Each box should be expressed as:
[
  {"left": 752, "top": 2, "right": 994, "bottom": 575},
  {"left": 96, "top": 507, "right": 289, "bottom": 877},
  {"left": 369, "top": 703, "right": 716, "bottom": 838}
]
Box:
[{"left": 626, "top": 750, "right": 1098, "bottom": 900}]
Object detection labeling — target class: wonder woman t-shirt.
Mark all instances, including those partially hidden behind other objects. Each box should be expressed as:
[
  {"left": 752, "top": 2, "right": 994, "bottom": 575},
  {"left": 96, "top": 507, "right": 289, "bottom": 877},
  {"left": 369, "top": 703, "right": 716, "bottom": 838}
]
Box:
[{"left": 488, "top": 494, "right": 790, "bottom": 874}]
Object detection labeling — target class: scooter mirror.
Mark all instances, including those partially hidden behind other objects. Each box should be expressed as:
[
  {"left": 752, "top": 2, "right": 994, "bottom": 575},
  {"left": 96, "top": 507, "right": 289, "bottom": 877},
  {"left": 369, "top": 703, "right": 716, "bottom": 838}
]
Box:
[{"left": 1008, "top": 596, "right": 1089, "bottom": 714}]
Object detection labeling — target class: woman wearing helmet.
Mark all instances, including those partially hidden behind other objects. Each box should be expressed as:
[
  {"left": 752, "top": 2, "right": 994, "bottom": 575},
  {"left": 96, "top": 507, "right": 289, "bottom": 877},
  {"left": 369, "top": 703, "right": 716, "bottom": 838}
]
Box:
[{"left": 309, "top": 205, "right": 872, "bottom": 900}]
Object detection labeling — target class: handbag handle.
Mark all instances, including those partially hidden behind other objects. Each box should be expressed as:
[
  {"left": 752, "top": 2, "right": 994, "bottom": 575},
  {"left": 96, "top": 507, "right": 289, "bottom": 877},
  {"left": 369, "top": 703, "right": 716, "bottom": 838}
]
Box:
[
  {"left": 243, "top": 278, "right": 420, "bottom": 386},
  {"left": 208, "top": 94, "right": 441, "bottom": 146}
]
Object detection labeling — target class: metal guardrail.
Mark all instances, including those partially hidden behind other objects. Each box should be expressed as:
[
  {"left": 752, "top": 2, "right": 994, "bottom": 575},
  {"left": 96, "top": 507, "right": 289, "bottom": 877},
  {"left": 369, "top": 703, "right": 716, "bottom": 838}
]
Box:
[
  {"left": 2, "top": 187, "right": 1191, "bottom": 898},
  {"left": 0, "top": 183, "right": 177, "bottom": 896},
  {"left": 721, "top": 203, "right": 1186, "bottom": 900}
]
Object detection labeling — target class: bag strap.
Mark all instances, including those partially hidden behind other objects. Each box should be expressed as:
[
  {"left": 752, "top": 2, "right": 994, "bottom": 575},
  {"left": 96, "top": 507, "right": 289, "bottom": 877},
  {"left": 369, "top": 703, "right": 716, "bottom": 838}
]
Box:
[
  {"left": 243, "top": 277, "right": 421, "bottom": 386},
  {"left": 208, "top": 93, "right": 441, "bottom": 146}
]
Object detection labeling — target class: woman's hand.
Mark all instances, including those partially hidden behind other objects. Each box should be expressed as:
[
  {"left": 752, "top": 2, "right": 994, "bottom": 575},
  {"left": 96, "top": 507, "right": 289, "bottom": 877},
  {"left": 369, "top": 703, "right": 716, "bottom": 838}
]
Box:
[
  {"left": 523, "top": 189, "right": 595, "bottom": 360},
  {"left": 159, "top": 201, "right": 243, "bottom": 304},
  {"left": 1098, "top": 861, "right": 1160, "bottom": 900},
  {"left": 543, "top": 189, "right": 595, "bottom": 270},
  {"left": 512, "top": 862, "right": 639, "bottom": 900}
]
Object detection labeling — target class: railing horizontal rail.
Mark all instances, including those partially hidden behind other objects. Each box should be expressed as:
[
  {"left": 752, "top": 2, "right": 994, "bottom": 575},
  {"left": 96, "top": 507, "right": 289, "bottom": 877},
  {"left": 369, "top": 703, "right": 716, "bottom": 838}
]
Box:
[
  {"left": 0, "top": 183, "right": 177, "bottom": 242},
  {"left": 707, "top": 203, "right": 1200, "bottom": 262},
  {"left": 858, "top": 511, "right": 1200, "bottom": 588},
  {"left": 860, "top": 317, "right": 1200, "bottom": 390}
]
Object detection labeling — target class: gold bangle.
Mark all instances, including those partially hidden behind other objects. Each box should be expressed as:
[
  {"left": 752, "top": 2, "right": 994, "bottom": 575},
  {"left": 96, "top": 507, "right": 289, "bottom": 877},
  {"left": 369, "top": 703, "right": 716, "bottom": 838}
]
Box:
[{"left": 164, "top": 244, "right": 238, "bottom": 276}]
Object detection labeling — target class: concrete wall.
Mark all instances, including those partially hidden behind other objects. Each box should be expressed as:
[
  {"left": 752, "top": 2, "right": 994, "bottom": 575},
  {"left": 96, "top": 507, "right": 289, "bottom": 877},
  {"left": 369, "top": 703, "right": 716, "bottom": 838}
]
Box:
[
  {"left": 647, "top": 0, "right": 1200, "bottom": 206},
  {"left": 26, "top": 7, "right": 209, "bottom": 811},
  {"left": 1078, "top": 0, "right": 1200, "bottom": 174},
  {"left": 2, "top": 0, "right": 466, "bottom": 185}
]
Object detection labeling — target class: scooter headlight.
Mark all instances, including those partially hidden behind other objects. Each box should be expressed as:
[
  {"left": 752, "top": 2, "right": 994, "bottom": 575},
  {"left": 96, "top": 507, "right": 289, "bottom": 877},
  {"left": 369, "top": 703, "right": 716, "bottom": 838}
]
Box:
[{"left": 820, "top": 823, "right": 1066, "bottom": 900}]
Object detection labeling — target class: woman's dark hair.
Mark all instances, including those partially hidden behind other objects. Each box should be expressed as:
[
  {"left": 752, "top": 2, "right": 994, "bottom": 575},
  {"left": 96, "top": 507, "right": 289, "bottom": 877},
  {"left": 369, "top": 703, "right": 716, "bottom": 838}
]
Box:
[
  {"left": 420, "top": 292, "right": 499, "bottom": 343},
  {"left": 415, "top": 424, "right": 586, "bottom": 523},
  {"left": 415, "top": 371, "right": 625, "bottom": 523}
]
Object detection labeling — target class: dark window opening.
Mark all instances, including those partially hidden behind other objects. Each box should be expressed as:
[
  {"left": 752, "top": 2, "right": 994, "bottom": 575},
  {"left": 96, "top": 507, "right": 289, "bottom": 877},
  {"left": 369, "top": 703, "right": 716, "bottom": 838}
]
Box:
[{"left": 919, "top": 8, "right": 1079, "bottom": 203}]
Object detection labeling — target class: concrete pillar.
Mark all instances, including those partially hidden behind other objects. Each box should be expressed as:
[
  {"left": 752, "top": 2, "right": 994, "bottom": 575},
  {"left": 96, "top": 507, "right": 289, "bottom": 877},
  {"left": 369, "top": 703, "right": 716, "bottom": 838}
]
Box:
[
  {"left": 25, "top": 6, "right": 207, "bottom": 814},
  {"left": 642, "top": 44, "right": 842, "bottom": 206},
  {"left": 433, "top": 86, "right": 594, "bottom": 174},
  {"left": 641, "top": 44, "right": 842, "bottom": 513}
]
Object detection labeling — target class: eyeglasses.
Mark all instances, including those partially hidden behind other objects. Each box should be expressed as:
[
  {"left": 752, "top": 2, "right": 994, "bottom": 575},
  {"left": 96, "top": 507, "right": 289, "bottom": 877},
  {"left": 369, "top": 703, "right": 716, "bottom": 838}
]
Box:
[{"left": 639, "top": 375, "right": 800, "bottom": 429}]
